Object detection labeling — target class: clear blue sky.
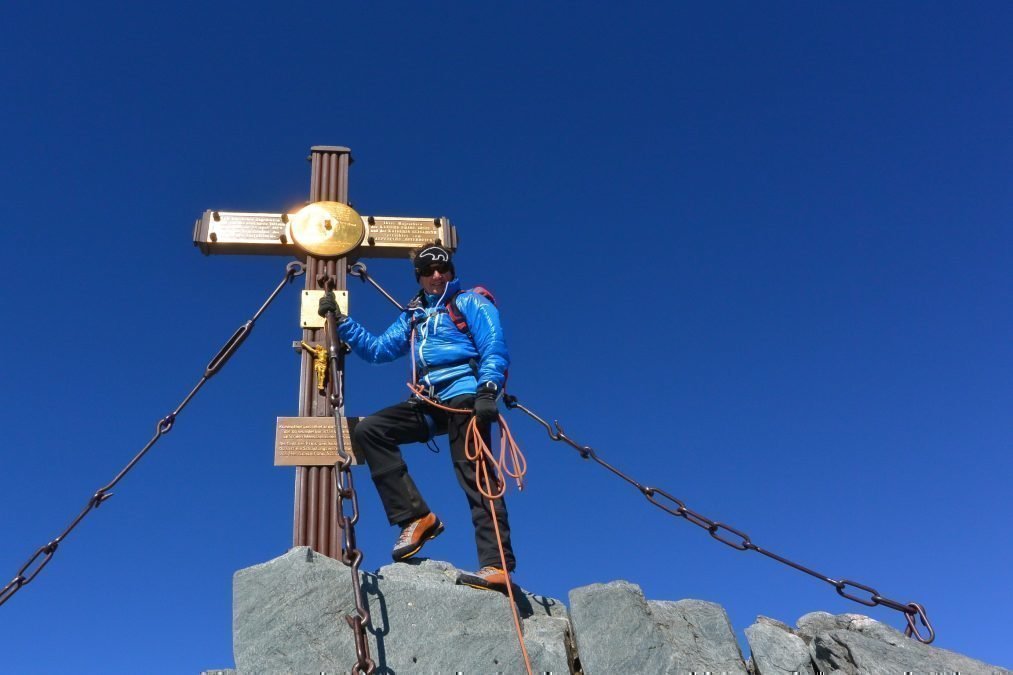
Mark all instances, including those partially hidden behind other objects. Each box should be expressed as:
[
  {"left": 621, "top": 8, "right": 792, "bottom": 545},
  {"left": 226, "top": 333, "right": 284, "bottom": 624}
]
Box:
[{"left": 1, "top": 2, "right": 1010, "bottom": 672}]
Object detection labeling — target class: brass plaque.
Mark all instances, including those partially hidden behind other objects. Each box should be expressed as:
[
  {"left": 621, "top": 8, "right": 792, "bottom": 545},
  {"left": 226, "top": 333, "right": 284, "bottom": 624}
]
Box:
[
  {"left": 301, "top": 290, "right": 348, "bottom": 329},
  {"left": 275, "top": 416, "right": 364, "bottom": 466},
  {"left": 193, "top": 210, "right": 293, "bottom": 255},
  {"left": 360, "top": 216, "right": 458, "bottom": 258},
  {"left": 289, "top": 201, "right": 365, "bottom": 257}
]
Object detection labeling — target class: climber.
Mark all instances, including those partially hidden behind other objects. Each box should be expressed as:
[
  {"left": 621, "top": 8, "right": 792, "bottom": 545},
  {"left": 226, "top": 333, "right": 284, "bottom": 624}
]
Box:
[{"left": 318, "top": 243, "right": 514, "bottom": 592}]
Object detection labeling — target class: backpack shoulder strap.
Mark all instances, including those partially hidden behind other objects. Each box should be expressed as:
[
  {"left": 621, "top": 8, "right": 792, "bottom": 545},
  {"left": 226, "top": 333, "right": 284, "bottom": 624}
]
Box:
[
  {"left": 446, "top": 287, "right": 497, "bottom": 338},
  {"left": 446, "top": 289, "right": 470, "bottom": 335}
]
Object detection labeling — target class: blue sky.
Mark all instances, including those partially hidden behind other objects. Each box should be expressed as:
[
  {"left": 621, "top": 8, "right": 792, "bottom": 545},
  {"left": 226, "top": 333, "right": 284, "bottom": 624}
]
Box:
[{"left": 1, "top": 2, "right": 1010, "bottom": 672}]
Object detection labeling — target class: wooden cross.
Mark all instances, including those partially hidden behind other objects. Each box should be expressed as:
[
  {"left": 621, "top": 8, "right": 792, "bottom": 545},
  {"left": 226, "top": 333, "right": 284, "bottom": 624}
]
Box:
[{"left": 193, "top": 146, "right": 457, "bottom": 560}]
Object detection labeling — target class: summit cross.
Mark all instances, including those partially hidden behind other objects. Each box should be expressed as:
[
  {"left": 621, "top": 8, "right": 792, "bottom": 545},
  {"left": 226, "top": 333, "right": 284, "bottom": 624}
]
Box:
[{"left": 193, "top": 145, "right": 457, "bottom": 559}]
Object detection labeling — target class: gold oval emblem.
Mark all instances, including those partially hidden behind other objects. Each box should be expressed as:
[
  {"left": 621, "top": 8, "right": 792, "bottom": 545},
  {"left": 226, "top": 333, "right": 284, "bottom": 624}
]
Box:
[{"left": 289, "top": 201, "right": 365, "bottom": 257}]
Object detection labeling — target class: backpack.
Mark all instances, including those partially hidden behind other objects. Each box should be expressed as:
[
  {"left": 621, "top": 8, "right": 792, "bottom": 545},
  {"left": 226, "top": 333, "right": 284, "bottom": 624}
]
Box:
[{"left": 446, "top": 287, "right": 496, "bottom": 339}]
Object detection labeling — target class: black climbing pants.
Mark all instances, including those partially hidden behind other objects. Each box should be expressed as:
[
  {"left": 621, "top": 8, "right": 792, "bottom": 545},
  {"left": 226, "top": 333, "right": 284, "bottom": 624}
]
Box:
[{"left": 352, "top": 394, "right": 515, "bottom": 571}]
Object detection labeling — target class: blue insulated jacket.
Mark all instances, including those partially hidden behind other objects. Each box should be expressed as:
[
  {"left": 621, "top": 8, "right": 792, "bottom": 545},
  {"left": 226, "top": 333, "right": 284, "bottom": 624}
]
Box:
[{"left": 337, "top": 278, "right": 509, "bottom": 401}]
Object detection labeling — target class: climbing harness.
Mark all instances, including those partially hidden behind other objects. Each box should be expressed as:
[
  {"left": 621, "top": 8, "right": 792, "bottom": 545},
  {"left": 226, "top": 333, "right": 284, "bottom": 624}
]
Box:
[
  {"left": 0, "top": 261, "right": 306, "bottom": 609},
  {"left": 320, "top": 276, "right": 376, "bottom": 675},
  {"left": 347, "top": 261, "right": 937, "bottom": 647}
]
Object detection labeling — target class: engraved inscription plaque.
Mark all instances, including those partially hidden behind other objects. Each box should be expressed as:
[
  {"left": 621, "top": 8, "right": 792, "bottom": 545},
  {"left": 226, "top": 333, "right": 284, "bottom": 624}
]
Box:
[
  {"left": 211, "top": 212, "right": 287, "bottom": 242},
  {"left": 193, "top": 210, "right": 292, "bottom": 255},
  {"left": 275, "top": 416, "right": 364, "bottom": 466},
  {"left": 361, "top": 216, "right": 458, "bottom": 258}
]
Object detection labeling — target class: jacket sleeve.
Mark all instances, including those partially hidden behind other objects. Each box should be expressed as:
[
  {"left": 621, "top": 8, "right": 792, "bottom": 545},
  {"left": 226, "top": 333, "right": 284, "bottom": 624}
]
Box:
[
  {"left": 337, "top": 313, "right": 411, "bottom": 364},
  {"left": 459, "top": 293, "right": 510, "bottom": 387}
]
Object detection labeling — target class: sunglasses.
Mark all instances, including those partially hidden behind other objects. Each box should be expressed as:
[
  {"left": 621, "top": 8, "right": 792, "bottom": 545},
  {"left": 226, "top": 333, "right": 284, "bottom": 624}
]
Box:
[{"left": 419, "top": 263, "right": 452, "bottom": 277}]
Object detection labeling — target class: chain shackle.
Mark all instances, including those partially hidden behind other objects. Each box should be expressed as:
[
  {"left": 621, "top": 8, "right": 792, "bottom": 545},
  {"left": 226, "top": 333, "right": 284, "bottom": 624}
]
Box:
[{"left": 904, "top": 603, "right": 934, "bottom": 643}]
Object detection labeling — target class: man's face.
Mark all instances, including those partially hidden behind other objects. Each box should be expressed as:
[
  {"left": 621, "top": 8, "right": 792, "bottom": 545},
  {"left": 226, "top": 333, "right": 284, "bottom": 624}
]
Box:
[{"left": 419, "top": 263, "right": 454, "bottom": 296}]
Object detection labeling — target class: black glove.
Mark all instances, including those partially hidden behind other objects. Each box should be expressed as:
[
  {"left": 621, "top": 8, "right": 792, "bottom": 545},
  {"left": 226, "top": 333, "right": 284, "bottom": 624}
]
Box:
[
  {"left": 474, "top": 383, "right": 500, "bottom": 423},
  {"left": 317, "top": 291, "right": 345, "bottom": 322}
]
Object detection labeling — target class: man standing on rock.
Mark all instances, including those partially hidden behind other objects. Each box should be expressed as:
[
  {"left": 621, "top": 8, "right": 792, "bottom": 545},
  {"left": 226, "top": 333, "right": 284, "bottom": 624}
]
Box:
[{"left": 319, "top": 243, "right": 514, "bottom": 592}]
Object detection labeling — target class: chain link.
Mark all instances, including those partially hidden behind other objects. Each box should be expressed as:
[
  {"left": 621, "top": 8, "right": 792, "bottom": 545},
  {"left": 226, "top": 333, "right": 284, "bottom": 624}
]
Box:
[
  {"left": 322, "top": 290, "right": 376, "bottom": 675},
  {"left": 0, "top": 261, "right": 306, "bottom": 609},
  {"left": 504, "top": 395, "right": 936, "bottom": 645}
]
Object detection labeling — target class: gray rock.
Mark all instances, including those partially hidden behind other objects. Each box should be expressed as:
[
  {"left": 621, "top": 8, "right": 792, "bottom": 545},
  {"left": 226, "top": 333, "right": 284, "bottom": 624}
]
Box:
[
  {"left": 225, "top": 550, "right": 1006, "bottom": 674},
  {"left": 744, "top": 616, "right": 814, "bottom": 675},
  {"left": 797, "top": 611, "right": 1009, "bottom": 675},
  {"left": 233, "top": 547, "right": 570, "bottom": 674},
  {"left": 569, "top": 580, "right": 747, "bottom": 674},
  {"left": 796, "top": 611, "right": 898, "bottom": 644}
]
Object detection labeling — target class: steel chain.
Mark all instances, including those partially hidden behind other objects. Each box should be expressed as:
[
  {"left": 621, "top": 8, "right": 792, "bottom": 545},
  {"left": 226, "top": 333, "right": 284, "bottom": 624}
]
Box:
[
  {"left": 503, "top": 395, "right": 936, "bottom": 644},
  {"left": 322, "top": 286, "right": 376, "bottom": 675},
  {"left": 0, "top": 261, "right": 306, "bottom": 609}
]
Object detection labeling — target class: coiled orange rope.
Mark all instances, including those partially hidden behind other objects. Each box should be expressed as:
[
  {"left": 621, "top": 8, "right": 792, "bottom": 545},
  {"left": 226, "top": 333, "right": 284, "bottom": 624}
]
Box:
[{"left": 406, "top": 382, "right": 532, "bottom": 675}]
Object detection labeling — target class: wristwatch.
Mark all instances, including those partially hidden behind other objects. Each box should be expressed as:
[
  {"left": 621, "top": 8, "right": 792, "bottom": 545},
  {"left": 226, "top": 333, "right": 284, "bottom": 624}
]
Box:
[{"left": 478, "top": 382, "right": 499, "bottom": 395}]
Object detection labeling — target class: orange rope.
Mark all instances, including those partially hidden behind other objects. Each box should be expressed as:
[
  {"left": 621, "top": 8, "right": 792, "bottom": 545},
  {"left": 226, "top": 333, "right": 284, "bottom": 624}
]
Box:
[{"left": 406, "top": 382, "right": 532, "bottom": 675}]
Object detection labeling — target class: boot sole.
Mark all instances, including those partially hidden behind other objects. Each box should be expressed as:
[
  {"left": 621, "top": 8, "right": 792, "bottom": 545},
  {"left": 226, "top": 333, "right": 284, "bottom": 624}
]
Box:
[
  {"left": 392, "top": 521, "right": 445, "bottom": 562},
  {"left": 458, "top": 580, "right": 509, "bottom": 594},
  {"left": 456, "top": 572, "right": 512, "bottom": 594}
]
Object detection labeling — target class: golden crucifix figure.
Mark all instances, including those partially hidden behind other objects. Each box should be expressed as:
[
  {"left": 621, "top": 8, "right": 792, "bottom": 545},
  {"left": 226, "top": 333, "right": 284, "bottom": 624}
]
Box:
[{"left": 301, "top": 341, "right": 329, "bottom": 392}]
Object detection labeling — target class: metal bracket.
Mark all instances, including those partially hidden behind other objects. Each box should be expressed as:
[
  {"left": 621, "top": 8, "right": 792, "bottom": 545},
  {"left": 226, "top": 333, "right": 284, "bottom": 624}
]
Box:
[{"left": 301, "top": 290, "right": 348, "bottom": 329}]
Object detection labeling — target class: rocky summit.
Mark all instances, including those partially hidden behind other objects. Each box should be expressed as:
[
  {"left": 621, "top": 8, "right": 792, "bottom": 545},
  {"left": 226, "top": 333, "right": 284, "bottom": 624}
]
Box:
[{"left": 201, "top": 547, "right": 1009, "bottom": 674}]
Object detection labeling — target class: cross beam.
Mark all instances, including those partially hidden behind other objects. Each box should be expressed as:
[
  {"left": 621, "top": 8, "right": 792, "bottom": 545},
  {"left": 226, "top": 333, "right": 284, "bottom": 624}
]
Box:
[{"left": 193, "top": 212, "right": 456, "bottom": 258}]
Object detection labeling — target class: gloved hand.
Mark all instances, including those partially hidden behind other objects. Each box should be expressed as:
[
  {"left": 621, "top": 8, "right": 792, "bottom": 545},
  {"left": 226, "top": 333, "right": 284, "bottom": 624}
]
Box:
[
  {"left": 317, "top": 291, "right": 346, "bottom": 322},
  {"left": 474, "top": 383, "right": 500, "bottom": 423}
]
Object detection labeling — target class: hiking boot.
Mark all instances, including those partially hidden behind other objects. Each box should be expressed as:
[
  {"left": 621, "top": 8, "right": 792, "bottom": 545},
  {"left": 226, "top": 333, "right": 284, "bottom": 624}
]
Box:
[
  {"left": 392, "top": 512, "right": 444, "bottom": 562},
  {"left": 457, "top": 565, "right": 510, "bottom": 592}
]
